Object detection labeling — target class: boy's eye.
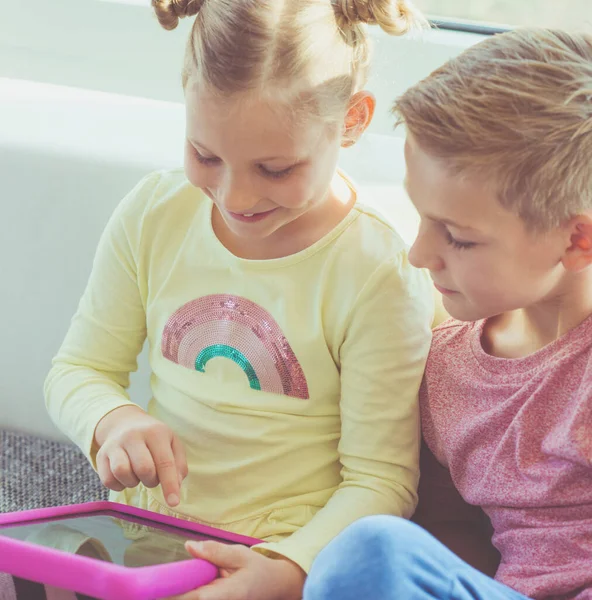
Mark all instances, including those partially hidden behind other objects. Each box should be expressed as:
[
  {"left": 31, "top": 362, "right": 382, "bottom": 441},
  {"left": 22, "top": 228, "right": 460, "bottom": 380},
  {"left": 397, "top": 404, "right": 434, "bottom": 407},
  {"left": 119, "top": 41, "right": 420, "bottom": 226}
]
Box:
[
  {"left": 258, "top": 165, "right": 295, "bottom": 180},
  {"left": 193, "top": 148, "right": 221, "bottom": 166},
  {"left": 445, "top": 230, "right": 477, "bottom": 250}
]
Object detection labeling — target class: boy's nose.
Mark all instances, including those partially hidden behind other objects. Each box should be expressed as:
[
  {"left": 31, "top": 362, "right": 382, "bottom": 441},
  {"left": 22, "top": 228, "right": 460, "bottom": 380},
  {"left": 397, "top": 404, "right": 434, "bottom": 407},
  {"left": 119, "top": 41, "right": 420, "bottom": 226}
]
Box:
[{"left": 409, "top": 229, "right": 445, "bottom": 273}]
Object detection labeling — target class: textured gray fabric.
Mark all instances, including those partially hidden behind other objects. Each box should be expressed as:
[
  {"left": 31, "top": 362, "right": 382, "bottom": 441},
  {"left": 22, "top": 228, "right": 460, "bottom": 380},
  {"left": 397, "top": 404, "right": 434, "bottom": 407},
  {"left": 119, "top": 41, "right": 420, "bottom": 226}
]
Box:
[{"left": 0, "top": 429, "right": 108, "bottom": 514}]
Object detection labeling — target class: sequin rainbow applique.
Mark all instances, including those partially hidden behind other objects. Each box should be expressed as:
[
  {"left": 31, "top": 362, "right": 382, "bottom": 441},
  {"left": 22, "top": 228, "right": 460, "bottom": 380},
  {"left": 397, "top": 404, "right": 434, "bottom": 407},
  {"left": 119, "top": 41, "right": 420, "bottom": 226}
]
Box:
[{"left": 161, "top": 295, "right": 309, "bottom": 399}]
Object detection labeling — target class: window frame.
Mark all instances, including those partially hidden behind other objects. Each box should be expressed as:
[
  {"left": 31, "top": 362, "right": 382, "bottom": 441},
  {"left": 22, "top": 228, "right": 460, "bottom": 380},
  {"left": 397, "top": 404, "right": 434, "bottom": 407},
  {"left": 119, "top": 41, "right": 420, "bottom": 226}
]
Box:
[{"left": 429, "top": 17, "right": 509, "bottom": 36}]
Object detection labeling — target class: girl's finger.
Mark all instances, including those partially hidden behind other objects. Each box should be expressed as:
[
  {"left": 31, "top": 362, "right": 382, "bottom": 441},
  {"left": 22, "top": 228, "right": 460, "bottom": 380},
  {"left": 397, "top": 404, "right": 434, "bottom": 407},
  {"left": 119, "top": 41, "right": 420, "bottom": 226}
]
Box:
[
  {"left": 172, "top": 435, "right": 189, "bottom": 483},
  {"left": 185, "top": 541, "right": 247, "bottom": 570},
  {"left": 108, "top": 446, "right": 140, "bottom": 488},
  {"left": 96, "top": 448, "right": 125, "bottom": 492},
  {"left": 146, "top": 435, "right": 181, "bottom": 507},
  {"left": 127, "top": 442, "right": 159, "bottom": 488}
]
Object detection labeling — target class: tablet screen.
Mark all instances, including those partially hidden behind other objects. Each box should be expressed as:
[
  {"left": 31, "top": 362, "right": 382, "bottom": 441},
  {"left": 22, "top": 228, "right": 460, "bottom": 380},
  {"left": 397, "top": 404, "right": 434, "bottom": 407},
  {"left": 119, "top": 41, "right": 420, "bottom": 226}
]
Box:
[{"left": 0, "top": 510, "right": 242, "bottom": 568}]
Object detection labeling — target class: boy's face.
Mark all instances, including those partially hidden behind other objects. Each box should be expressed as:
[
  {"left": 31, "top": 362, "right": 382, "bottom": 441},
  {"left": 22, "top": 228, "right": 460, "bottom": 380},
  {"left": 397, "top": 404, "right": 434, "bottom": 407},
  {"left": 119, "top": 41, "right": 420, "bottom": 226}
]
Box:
[{"left": 404, "top": 136, "right": 569, "bottom": 322}]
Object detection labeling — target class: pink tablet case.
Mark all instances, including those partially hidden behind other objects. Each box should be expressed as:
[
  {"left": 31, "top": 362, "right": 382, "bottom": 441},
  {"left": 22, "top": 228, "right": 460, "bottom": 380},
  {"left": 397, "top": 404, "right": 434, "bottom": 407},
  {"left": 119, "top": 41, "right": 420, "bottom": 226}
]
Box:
[{"left": 0, "top": 501, "right": 261, "bottom": 600}]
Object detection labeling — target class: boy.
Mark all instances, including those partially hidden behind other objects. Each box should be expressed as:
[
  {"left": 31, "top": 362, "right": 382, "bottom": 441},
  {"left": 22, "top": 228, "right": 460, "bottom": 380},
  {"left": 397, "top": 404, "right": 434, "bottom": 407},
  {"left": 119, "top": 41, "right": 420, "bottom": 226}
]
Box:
[{"left": 303, "top": 28, "right": 592, "bottom": 600}]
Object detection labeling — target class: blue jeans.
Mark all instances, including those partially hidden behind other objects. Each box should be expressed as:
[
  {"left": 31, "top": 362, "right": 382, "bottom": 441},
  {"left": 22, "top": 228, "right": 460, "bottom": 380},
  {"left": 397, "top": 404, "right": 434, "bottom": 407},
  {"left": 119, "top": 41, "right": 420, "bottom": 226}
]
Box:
[{"left": 304, "top": 516, "right": 529, "bottom": 600}]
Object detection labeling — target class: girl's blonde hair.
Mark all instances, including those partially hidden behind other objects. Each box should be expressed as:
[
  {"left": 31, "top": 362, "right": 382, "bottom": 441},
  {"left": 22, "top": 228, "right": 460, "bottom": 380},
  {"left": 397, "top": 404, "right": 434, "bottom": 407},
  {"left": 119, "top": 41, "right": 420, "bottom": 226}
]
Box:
[
  {"left": 393, "top": 29, "right": 592, "bottom": 231},
  {"left": 152, "top": 0, "right": 425, "bottom": 121}
]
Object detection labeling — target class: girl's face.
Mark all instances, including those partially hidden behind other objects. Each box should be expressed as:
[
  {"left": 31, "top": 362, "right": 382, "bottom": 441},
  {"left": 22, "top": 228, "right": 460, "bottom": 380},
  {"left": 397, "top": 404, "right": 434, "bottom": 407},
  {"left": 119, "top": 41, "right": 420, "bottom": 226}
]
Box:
[{"left": 184, "top": 85, "right": 347, "bottom": 254}]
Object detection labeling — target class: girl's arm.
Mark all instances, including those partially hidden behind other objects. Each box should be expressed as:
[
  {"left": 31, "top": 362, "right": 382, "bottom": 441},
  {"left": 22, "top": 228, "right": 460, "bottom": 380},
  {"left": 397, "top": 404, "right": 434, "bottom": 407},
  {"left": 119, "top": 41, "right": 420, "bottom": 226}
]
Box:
[
  {"left": 255, "top": 251, "right": 434, "bottom": 573},
  {"left": 44, "top": 174, "right": 158, "bottom": 463}
]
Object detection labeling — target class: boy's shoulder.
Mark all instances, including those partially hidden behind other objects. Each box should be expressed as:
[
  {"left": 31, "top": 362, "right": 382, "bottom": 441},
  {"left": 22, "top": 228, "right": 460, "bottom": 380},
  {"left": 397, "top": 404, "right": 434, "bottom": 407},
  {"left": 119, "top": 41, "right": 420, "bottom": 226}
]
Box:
[
  {"left": 427, "top": 315, "right": 592, "bottom": 386},
  {"left": 431, "top": 318, "right": 476, "bottom": 347},
  {"left": 424, "top": 318, "right": 481, "bottom": 372}
]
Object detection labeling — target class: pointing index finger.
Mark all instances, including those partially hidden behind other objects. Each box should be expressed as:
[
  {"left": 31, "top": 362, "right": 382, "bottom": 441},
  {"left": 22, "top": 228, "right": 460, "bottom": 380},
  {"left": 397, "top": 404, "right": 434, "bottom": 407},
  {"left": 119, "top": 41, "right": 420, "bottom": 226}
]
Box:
[{"left": 147, "top": 437, "right": 181, "bottom": 507}]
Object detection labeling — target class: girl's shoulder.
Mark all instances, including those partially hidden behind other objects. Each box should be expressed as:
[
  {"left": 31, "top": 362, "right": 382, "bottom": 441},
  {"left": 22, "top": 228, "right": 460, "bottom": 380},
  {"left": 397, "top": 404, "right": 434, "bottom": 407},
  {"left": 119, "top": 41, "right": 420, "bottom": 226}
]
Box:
[
  {"left": 350, "top": 201, "right": 408, "bottom": 251},
  {"left": 111, "top": 169, "right": 211, "bottom": 245},
  {"left": 116, "top": 168, "right": 205, "bottom": 218},
  {"left": 326, "top": 200, "right": 409, "bottom": 274},
  {"left": 322, "top": 199, "right": 434, "bottom": 318}
]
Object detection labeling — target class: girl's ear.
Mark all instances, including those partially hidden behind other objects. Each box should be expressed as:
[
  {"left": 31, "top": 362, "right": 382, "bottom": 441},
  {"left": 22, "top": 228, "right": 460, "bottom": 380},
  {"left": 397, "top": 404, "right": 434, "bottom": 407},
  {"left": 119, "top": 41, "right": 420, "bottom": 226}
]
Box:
[{"left": 341, "top": 91, "right": 376, "bottom": 148}]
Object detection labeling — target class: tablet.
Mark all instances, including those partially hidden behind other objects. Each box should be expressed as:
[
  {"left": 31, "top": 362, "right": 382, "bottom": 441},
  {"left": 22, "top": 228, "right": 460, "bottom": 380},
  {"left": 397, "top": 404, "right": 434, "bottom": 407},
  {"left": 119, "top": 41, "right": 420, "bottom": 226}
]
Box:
[{"left": 0, "top": 501, "right": 261, "bottom": 600}]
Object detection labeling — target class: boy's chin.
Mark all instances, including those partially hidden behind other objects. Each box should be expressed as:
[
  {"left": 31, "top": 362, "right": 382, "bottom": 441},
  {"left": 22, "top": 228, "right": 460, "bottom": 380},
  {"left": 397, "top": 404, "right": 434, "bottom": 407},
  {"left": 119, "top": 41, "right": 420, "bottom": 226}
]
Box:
[{"left": 442, "top": 296, "right": 492, "bottom": 323}]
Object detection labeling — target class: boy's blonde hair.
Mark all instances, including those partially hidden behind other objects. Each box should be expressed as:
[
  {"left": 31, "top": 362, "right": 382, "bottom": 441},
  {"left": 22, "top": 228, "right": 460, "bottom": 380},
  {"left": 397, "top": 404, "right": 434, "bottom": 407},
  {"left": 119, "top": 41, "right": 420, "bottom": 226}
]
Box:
[
  {"left": 393, "top": 29, "right": 592, "bottom": 230},
  {"left": 152, "top": 0, "right": 425, "bottom": 123}
]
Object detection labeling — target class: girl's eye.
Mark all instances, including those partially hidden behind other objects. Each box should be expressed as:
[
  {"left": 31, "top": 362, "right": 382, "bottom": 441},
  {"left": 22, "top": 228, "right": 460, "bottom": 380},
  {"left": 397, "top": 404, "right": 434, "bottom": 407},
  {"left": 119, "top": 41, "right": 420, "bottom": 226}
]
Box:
[
  {"left": 193, "top": 148, "right": 221, "bottom": 166},
  {"left": 259, "top": 165, "right": 295, "bottom": 180},
  {"left": 445, "top": 230, "right": 477, "bottom": 250}
]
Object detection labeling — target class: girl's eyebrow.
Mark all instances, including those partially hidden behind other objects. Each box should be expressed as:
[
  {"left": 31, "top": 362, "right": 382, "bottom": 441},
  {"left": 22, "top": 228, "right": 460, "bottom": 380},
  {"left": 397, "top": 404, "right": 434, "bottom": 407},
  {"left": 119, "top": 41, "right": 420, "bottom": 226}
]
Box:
[
  {"left": 187, "top": 138, "right": 214, "bottom": 153},
  {"left": 188, "top": 137, "right": 301, "bottom": 163}
]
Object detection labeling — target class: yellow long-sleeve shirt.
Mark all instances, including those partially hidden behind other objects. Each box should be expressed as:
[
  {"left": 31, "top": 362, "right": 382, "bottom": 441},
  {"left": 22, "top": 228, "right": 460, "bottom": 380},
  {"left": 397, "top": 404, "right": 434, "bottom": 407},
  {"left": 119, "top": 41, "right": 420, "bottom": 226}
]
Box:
[{"left": 45, "top": 169, "right": 434, "bottom": 572}]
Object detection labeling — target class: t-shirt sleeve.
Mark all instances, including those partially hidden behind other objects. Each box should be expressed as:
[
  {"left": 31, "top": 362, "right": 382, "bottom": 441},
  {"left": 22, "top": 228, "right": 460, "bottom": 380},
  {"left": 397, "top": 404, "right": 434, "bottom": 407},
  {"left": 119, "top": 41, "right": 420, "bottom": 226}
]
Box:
[
  {"left": 414, "top": 441, "right": 485, "bottom": 526},
  {"left": 44, "top": 173, "right": 160, "bottom": 465},
  {"left": 413, "top": 442, "right": 500, "bottom": 576},
  {"left": 255, "top": 251, "right": 434, "bottom": 572}
]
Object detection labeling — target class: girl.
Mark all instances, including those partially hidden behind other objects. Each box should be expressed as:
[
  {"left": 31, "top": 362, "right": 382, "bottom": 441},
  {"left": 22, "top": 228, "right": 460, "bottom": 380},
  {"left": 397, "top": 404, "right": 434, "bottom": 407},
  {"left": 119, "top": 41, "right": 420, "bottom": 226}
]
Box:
[{"left": 44, "top": 1, "right": 433, "bottom": 598}]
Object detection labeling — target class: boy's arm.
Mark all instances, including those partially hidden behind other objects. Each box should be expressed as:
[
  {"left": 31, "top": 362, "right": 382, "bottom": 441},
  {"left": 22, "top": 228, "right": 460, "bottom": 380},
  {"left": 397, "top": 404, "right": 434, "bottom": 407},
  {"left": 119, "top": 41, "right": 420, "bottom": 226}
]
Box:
[{"left": 413, "top": 442, "right": 501, "bottom": 577}]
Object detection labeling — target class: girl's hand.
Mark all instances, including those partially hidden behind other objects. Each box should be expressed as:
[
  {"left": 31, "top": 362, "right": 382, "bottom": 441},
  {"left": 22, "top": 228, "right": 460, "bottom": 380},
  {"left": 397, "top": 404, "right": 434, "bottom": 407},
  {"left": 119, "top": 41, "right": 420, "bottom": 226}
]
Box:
[
  {"left": 94, "top": 405, "right": 188, "bottom": 507},
  {"left": 166, "top": 541, "right": 306, "bottom": 600}
]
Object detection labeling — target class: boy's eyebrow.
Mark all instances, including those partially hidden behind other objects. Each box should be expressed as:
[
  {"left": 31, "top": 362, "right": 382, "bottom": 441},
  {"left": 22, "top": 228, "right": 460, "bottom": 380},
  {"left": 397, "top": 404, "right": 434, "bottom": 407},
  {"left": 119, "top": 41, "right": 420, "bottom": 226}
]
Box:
[
  {"left": 403, "top": 178, "right": 478, "bottom": 232},
  {"left": 435, "top": 217, "right": 479, "bottom": 232}
]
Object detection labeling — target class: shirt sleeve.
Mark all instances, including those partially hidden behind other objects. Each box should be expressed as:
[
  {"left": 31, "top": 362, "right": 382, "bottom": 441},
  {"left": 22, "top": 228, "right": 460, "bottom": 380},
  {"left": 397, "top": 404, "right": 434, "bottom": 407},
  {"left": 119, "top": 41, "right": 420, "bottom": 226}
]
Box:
[
  {"left": 412, "top": 442, "right": 500, "bottom": 577},
  {"left": 255, "top": 251, "right": 434, "bottom": 572},
  {"left": 44, "top": 173, "right": 160, "bottom": 465},
  {"left": 413, "top": 441, "right": 485, "bottom": 526}
]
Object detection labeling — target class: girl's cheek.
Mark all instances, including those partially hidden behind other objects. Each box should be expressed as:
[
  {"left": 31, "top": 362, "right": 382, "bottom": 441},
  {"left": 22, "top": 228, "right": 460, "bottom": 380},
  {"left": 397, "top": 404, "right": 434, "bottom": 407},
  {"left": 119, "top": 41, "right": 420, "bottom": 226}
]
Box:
[
  {"left": 185, "top": 159, "right": 212, "bottom": 190},
  {"left": 275, "top": 176, "right": 316, "bottom": 209},
  {"left": 281, "top": 190, "right": 310, "bottom": 210}
]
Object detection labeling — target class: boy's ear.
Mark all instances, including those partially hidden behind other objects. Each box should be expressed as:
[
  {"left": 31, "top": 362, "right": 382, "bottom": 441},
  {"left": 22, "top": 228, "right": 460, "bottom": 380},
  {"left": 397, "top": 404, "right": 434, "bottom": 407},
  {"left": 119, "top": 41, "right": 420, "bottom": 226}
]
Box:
[
  {"left": 562, "top": 214, "right": 592, "bottom": 272},
  {"left": 341, "top": 91, "right": 376, "bottom": 148}
]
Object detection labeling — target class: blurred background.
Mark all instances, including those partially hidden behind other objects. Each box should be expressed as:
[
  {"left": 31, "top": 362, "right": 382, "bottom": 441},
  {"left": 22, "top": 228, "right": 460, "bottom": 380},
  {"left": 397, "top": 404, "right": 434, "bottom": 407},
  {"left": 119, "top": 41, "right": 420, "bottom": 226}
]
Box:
[{"left": 418, "top": 0, "right": 590, "bottom": 29}]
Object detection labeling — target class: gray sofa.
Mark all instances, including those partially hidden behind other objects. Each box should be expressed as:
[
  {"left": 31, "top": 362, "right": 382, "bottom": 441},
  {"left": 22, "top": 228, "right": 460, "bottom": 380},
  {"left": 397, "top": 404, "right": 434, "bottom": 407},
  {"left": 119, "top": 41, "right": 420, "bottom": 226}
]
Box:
[{"left": 0, "top": 429, "right": 108, "bottom": 514}]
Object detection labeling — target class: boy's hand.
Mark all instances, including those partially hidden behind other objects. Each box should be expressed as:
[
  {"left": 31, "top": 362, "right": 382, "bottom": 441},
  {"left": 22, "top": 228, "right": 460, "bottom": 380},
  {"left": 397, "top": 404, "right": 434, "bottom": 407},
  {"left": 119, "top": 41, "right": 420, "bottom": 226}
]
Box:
[
  {"left": 166, "top": 541, "right": 306, "bottom": 600},
  {"left": 94, "top": 405, "right": 188, "bottom": 507}
]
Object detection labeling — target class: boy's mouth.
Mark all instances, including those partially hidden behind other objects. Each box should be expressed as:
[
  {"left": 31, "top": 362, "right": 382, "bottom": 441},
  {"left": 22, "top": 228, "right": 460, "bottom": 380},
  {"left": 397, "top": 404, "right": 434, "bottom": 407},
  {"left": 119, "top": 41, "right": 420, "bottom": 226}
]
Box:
[{"left": 433, "top": 282, "right": 457, "bottom": 296}]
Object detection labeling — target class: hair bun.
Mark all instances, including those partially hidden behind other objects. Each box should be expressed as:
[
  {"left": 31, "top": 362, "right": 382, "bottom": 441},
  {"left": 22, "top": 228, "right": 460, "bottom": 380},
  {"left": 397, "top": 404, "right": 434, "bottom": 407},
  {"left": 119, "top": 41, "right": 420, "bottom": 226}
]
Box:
[
  {"left": 152, "top": 0, "right": 205, "bottom": 31},
  {"left": 336, "top": 0, "right": 426, "bottom": 35}
]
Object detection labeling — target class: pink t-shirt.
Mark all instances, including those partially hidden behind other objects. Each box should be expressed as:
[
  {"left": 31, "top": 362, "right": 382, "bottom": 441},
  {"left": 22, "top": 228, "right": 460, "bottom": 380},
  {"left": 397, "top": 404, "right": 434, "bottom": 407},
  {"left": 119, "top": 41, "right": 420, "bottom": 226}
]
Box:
[{"left": 420, "top": 315, "right": 592, "bottom": 600}]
